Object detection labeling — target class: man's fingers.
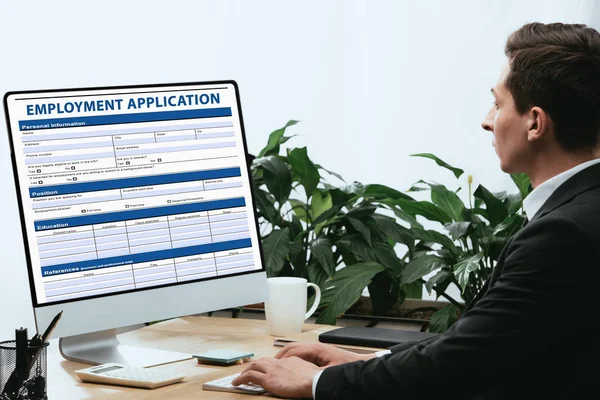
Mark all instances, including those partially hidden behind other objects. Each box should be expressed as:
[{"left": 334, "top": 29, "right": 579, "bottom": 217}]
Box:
[
  {"left": 275, "top": 342, "right": 303, "bottom": 358},
  {"left": 241, "top": 359, "right": 269, "bottom": 374},
  {"left": 279, "top": 347, "right": 307, "bottom": 360},
  {"left": 231, "top": 370, "right": 265, "bottom": 387},
  {"left": 274, "top": 347, "right": 290, "bottom": 359},
  {"left": 277, "top": 343, "right": 316, "bottom": 359}
]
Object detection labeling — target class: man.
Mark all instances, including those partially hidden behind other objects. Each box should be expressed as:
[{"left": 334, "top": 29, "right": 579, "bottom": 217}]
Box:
[{"left": 233, "top": 22, "right": 600, "bottom": 399}]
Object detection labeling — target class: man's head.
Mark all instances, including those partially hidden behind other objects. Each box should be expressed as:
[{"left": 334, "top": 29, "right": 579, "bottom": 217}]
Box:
[{"left": 481, "top": 22, "right": 600, "bottom": 175}]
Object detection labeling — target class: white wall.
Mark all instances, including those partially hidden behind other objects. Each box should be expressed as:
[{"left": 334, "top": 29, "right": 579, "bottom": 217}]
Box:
[{"left": 0, "top": 0, "right": 595, "bottom": 338}]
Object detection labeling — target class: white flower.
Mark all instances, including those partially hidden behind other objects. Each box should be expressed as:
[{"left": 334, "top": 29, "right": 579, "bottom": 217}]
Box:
[{"left": 458, "top": 173, "right": 480, "bottom": 209}]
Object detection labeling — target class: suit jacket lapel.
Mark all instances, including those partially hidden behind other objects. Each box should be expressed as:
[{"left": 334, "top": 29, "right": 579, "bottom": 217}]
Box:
[{"left": 529, "top": 162, "right": 600, "bottom": 224}]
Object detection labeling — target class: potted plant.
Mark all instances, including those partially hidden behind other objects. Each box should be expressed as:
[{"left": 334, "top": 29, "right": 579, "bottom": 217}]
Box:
[{"left": 249, "top": 120, "right": 420, "bottom": 325}]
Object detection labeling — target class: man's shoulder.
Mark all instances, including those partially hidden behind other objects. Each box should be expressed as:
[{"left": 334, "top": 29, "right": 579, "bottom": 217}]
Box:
[
  {"left": 506, "top": 186, "right": 600, "bottom": 264},
  {"left": 509, "top": 183, "right": 600, "bottom": 249},
  {"left": 546, "top": 184, "right": 600, "bottom": 230}
]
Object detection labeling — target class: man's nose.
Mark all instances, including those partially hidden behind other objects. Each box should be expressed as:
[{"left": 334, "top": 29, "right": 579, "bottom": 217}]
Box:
[{"left": 481, "top": 108, "right": 494, "bottom": 132}]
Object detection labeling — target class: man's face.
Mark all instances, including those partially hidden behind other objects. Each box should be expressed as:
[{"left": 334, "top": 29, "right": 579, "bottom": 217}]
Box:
[{"left": 481, "top": 63, "right": 531, "bottom": 173}]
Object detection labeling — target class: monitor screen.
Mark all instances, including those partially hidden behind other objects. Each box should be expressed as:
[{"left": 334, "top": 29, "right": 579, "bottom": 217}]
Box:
[{"left": 4, "top": 81, "right": 265, "bottom": 308}]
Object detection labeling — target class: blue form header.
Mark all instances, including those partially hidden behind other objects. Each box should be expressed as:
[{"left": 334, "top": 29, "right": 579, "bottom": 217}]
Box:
[
  {"left": 19, "top": 107, "right": 232, "bottom": 131},
  {"left": 34, "top": 197, "right": 246, "bottom": 231},
  {"left": 41, "top": 238, "right": 253, "bottom": 276},
  {"left": 30, "top": 167, "right": 241, "bottom": 198}
]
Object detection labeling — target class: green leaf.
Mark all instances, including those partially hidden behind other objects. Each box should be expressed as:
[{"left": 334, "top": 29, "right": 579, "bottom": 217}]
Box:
[
  {"left": 401, "top": 255, "right": 447, "bottom": 285},
  {"left": 493, "top": 214, "right": 525, "bottom": 237},
  {"left": 369, "top": 242, "right": 404, "bottom": 276},
  {"left": 289, "top": 199, "right": 309, "bottom": 223},
  {"left": 363, "top": 184, "right": 413, "bottom": 201},
  {"left": 414, "top": 242, "right": 436, "bottom": 253},
  {"left": 436, "top": 245, "right": 458, "bottom": 260},
  {"left": 411, "top": 153, "right": 464, "bottom": 179},
  {"left": 510, "top": 173, "right": 532, "bottom": 201},
  {"left": 394, "top": 198, "right": 452, "bottom": 224},
  {"left": 310, "top": 190, "right": 333, "bottom": 221},
  {"left": 429, "top": 305, "right": 460, "bottom": 333},
  {"left": 392, "top": 208, "right": 424, "bottom": 229},
  {"left": 315, "top": 164, "right": 345, "bottom": 182},
  {"left": 505, "top": 193, "right": 522, "bottom": 215},
  {"left": 493, "top": 191, "right": 508, "bottom": 202},
  {"left": 316, "top": 262, "right": 385, "bottom": 324},
  {"left": 425, "top": 269, "right": 453, "bottom": 296},
  {"left": 254, "top": 188, "right": 279, "bottom": 225},
  {"left": 312, "top": 204, "right": 343, "bottom": 226},
  {"left": 454, "top": 252, "right": 484, "bottom": 292},
  {"left": 279, "top": 135, "right": 295, "bottom": 146},
  {"left": 307, "top": 262, "right": 329, "bottom": 287},
  {"left": 407, "top": 180, "right": 430, "bottom": 192},
  {"left": 473, "top": 185, "right": 508, "bottom": 226},
  {"left": 371, "top": 214, "right": 414, "bottom": 248},
  {"left": 430, "top": 184, "right": 465, "bottom": 222},
  {"left": 413, "top": 228, "right": 460, "bottom": 255},
  {"left": 346, "top": 203, "right": 377, "bottom": 219},
  {"left": 402, "top": 280, "right": 423, "bottom": 299},
  {"left": 337, "top": 234, "right": 404, "bottom": 275},
  {"left": 288, "top": 147, "right": 320, "bottom": 196},
  {"left": 325, "top": 186, "right": 355, "bottom": 206},
  {"left": 311, "top": 238, "right": 335, "bottom": 277},
  {"left": 407, "top": 186, "right": 429, "bottom": 192},
  {"left": 254, "top": 156, "right": 292, "bottom": 204},
  {"left": 288, "top": 214, "right": 304, "bottom": 238},
  {"left": 258, "top": 120, "right": 299, "bottom": 157},
  {"left": 347, "top": 217, "right": 372, "bottom": 247},
  {"left": 262, "top": 228, "right": 290, "bottom": 276},
  {"left": 444, "top": 221, "right": 471, "bottom": 241}
]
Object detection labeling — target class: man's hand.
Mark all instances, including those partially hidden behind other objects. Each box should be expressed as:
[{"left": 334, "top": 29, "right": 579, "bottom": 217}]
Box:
[
  {"left": 275, "top": 342, "right": 375, "bottom": 367},
  {"left": 231, "top": 356, "right": 320, "bottom": 399}
]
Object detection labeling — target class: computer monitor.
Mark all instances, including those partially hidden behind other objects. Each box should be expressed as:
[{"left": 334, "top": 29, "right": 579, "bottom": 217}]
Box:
[{"left": 3, "top": 81, "right": 268, "bottom": 367}]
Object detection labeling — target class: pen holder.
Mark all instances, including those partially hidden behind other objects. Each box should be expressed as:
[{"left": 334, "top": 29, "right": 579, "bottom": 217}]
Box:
[{"left": 0, "top": 340, "right": 49, "bottom": 400}]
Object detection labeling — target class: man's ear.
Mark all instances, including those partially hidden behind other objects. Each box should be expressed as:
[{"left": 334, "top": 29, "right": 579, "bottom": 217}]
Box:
[{"left": 527, "top": 106, "right": 549, "bottom": 142}]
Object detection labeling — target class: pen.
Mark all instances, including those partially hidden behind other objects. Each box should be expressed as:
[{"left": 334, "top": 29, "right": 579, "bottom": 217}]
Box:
[
  {"left": 31, "top": 310, "right": 62, "bottom": 346},
  {"left": 30, "top": 333, "right": 40, "bottom": 345}
]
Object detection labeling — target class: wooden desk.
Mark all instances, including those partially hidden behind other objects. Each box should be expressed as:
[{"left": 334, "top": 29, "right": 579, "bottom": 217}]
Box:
[{"left": 46, "top": 316, "right": 343, "bottom": 399}]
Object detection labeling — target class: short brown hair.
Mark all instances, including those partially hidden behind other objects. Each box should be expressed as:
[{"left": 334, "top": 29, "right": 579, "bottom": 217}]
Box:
[{"left": 505, "top": 22, "right": 600, "bottom": 150}]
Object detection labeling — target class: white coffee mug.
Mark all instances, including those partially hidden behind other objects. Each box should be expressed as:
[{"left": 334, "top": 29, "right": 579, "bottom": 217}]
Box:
[{"left": 264, "top": 277, "right": 321, "bottom": 337}]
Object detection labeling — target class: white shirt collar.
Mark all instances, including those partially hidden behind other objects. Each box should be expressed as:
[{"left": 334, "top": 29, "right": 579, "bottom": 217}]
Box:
[{"left": 522, "top": 158, "right": 600, "bottom": 219}]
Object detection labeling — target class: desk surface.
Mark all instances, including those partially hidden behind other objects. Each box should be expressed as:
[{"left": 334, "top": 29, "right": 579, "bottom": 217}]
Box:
[{"left": 47, "top": 316, "right": 343, "bottom": 399}]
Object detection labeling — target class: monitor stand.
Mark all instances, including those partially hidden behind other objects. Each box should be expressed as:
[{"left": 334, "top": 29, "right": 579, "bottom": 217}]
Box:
[{"left": 58, "top": 327, "right": 192, "bottom": 367}]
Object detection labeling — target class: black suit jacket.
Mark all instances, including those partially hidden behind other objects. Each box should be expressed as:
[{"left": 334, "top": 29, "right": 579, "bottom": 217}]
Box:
[{"left": 316, "top": 162, "right": 600, "bottom": 400}]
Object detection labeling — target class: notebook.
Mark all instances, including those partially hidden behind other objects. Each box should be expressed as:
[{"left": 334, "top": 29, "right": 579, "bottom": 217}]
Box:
[{"left": 318, "top": 327, "right": 438, "bottom": 348}]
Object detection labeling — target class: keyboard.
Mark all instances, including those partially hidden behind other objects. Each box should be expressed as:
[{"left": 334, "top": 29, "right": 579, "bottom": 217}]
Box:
[{"left": 202, "top": 372, "right": 266, "bottom": 395}]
